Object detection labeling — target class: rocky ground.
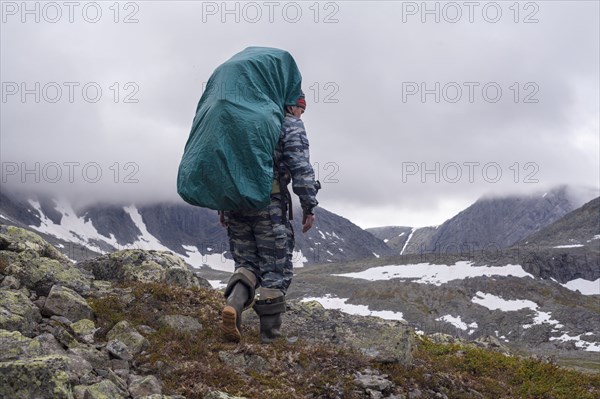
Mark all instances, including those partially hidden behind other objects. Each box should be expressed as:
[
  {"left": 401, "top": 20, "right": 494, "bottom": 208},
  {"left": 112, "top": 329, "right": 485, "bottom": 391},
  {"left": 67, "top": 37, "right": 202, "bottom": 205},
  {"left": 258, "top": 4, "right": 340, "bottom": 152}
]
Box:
[{"left": 1, "top": 224, "right": 599, "bottom": 399}]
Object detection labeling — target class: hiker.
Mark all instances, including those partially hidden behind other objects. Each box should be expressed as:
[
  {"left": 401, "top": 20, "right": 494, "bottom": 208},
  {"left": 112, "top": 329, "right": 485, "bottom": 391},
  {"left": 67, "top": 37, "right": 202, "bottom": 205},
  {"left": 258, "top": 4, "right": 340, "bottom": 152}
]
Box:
[{"left": 220, "top": 93, "right": 320, "bottom": 343}]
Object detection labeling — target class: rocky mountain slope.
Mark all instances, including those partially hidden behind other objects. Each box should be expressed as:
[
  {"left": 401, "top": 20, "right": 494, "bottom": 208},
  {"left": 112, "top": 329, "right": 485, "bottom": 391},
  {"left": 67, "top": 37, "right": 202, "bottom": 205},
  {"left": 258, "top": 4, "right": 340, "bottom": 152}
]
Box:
[
  {"left": 287, "top": 197, "right": 600, "bottom": 371},
  {"left": 0, "top": 190, "right": 393, "bottom": 267},
  {"left": 2, "top": 225, "right": 598, "bottom": 398}
]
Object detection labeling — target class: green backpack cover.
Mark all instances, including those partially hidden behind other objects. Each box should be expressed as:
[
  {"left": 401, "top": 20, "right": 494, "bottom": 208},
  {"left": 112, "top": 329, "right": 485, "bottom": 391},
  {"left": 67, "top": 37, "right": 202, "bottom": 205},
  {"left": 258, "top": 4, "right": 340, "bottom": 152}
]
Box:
[{"left": 177, "top": 47, "right": 303, "bottom": 210}]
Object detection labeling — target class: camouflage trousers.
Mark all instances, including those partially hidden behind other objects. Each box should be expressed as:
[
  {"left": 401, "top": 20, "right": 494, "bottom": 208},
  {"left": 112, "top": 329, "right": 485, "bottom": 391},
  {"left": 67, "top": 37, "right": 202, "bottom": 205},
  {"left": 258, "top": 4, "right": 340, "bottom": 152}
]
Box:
[{"left": 225, "top": 194, "right": 295, "bottom": 294}]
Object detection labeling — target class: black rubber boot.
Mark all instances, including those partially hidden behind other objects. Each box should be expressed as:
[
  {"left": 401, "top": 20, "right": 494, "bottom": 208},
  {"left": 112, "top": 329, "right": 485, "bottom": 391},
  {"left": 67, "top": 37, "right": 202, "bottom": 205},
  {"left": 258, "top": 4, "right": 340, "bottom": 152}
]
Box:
[
  {"left": 221, "top": 283, "right": 249, "bottom": 342},
  {"left": 259, "top": 313, "right": 282, "bottom": 343},
  {"left": 221, "top": 268, "right": 256, "bottom": 343},
  {"left": 253, "top": 295, "right": 286, "bottom": 344}
]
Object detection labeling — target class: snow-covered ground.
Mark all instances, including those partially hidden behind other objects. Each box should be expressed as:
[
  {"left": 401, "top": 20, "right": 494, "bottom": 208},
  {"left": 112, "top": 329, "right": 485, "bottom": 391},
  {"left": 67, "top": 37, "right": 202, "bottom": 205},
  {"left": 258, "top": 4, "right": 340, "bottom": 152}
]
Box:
[
  {"left": 28, "top": 199, "right": 119, "bottom": 253},
  {"left": 301, "top": 294, "right": 405, "bottom": 321},
  {"left": 561, "top": 278, "right": 600, "bottom": 296},
  {"left": 334, "top": 261, "right": 534, "bottom": 286},
  {"left": 550, "top": 333, "right": 600, "bottom": 352},
  {"left": 436, "top": 315, "right": 478, "bottom": 335},
  {"left": 26, "top": 199, "right": 234, "bottom": 271},
  {"left": 207, "top": 280, "right": 227, "bottom": 290},
  {"left": 472, "top": 291, "right": 564, "bottom": 330}
]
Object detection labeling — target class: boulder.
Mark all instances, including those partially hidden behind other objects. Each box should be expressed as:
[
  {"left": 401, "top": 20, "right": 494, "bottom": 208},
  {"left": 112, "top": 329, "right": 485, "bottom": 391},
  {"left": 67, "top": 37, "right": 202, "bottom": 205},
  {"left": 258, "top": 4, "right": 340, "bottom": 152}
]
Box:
[
  {"left": 0, "top": 329, "right": 43, "bottom": 361},
  {"left": 0, "top": 289, "right": 42, "bottom": 336},
  {"left": 71, "top": 319, "right": 97, "bottom": 344},
  {"left": 43, "top": 285, "right": 94, "bottom": 322},
  {"left": 263, "top": 301, "right": 416, "bottom": 364},
  {"left": 158, "top": 314, "right": 202, "bottom": 334},
  {"left": 129, "top": 375, "right": 162, "bottom": 398},
  {"left": 7, "top": 251, "right": 91, "bottom": 296},
  {"left": 82, "top": 379, "right": 128, "bottom": 399},
  {"left": 78, "top": 249, "right": 209, "bottom": 288},
  {"left": 0, "top": 355, "right": 73, "bottom": 399},
  {"left": 107, "top": 320, "right": 149, "bottom": 356},
  {"left": 0, "top": 225, "right": 70, "bottom": 263}
]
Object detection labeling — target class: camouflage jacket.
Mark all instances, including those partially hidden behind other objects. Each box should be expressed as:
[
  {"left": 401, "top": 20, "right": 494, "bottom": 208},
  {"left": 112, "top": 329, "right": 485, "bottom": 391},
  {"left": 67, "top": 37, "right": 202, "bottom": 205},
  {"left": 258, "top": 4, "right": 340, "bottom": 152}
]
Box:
[{"left": 273, "top": 114, "right": 319, "bottom": 215}]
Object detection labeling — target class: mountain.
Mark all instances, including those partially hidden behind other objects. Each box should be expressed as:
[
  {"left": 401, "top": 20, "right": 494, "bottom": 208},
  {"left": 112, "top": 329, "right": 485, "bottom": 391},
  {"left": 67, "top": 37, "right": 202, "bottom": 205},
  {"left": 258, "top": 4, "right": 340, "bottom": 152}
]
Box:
[
  {"left": 0, "top": 190, "right": 392, "bottom": 268},
  {"left": 511, "top": 196, "right": 600, "bottom": 283},
  {"left": 518, "top": 196, "right": 600, "bottom": 249},
  {"left": 375, "top": 186, "right": 598, "bottom": 256}
]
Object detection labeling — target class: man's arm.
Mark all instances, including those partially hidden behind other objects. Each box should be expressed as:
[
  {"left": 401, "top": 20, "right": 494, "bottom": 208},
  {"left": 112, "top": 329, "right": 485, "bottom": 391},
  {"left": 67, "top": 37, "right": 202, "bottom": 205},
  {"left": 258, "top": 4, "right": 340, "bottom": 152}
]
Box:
[{"left": 281, "top": 117, "right": 319, "bottom": 229}]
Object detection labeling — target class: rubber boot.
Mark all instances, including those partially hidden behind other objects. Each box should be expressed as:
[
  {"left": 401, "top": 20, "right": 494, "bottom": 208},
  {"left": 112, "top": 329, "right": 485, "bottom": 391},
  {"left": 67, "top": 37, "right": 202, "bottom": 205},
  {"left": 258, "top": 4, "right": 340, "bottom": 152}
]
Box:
[
  {"left": 253, "top": 294, "right": 286, "bottom": 344},
  {"left": 259, "top": 312, "right": 283, "bottom": 343},
  {"left": 221, "top": 268, "right": 256, "bottom": 342},
  {"left": 221, "top": 282, "right": 249, "bottom": 342}
]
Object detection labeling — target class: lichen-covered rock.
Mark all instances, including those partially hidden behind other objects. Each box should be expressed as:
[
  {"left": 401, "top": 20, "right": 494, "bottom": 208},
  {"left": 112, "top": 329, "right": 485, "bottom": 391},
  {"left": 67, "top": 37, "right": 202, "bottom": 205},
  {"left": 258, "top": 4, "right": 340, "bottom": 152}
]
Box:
[
  {"left": 0, "top": 289, "right": 42, "bottom": 336},
  {"left": 78, "top": 249, "right": 209, "bottom": 288},
  {"left": 0, "top": 329, "right": 43, "bottom": 361},
  {"left": 82, "top": 379, "right": 128, "bottom": 399},
  {"left": 71, "top": 319, "right": 97, "bottom": 344},
  {"left": 1, "top": 275, "right": 21, "bottom": 289},
  {"left": 251, "top": 301, "right": 416, "bottom": 365},
  {"left": 159, "top": 314, "right": 202, "bottom": 334},
  {"left": 43, "top": 285, "right": 94, "bottom": 322},
  {"left": 129, "top": 375, "right": 162, "bottom": 398},
  {"left": 355, "top": 368, "right": 394, "bottom": 392},
  {"left": 107, "top": 320, "right": 149, "bottom": 356},
  {"left": 7, "top": 251, "right": 91, "bottom": 296},
  {"left": 106, "top": 339, "right": 133, "bottom": 361},
  {"left": 217, "top": 351, "right": 270, "bottom": 374},
  {"left": 68, "top": 346, "right": 110, "bottom": 370},
  {"left": 0, "top": 225, "right": 70, "bottom": 263},
  {"left": 35, "top": 332, "right": 68, "bottom": 356},
  {"left": 0, "top": 355, "right": 73, "bottom": 399},
  {"left": 64, "top": 352, "right": 94, "bottom": 384}
]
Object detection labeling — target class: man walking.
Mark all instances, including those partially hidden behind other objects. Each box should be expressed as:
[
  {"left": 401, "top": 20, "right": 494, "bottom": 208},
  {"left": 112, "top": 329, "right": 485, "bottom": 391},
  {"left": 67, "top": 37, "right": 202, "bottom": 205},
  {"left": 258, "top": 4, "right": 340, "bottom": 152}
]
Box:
[{"left": 220, "top": 93, "right": 319, "bottom": 343}]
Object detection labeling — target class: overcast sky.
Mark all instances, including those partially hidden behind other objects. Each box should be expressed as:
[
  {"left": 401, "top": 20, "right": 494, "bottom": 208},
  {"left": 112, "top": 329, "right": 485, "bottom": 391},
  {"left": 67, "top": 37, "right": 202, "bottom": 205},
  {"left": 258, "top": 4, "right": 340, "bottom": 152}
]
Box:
[{"left": 2, "top": 1, "right": 599, "bottom": 228}]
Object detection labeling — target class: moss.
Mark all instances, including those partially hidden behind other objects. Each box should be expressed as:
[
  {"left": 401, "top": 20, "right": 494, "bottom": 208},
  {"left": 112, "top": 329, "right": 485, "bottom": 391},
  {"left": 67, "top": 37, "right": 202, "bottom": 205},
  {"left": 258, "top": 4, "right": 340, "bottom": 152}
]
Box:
[{"left": 380, "top": 337, "right": 600, "bottom": 399}]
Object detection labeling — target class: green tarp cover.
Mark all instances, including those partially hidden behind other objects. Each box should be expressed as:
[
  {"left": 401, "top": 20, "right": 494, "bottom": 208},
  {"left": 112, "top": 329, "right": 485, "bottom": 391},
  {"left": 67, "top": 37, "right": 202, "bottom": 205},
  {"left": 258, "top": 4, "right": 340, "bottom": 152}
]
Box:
[{"left": 177, "top": 47, "right": 303, "bottom": 210}]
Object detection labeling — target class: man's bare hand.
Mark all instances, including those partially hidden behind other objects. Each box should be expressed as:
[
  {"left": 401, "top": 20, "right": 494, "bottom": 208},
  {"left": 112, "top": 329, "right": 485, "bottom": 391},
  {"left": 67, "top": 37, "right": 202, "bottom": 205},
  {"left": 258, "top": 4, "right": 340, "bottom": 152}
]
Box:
[
  {"left": 219, "top": 212, "right": 228, "bottom": 227},
  {"left": 302, "top": 213, "right": 315, "bottom": 233}
]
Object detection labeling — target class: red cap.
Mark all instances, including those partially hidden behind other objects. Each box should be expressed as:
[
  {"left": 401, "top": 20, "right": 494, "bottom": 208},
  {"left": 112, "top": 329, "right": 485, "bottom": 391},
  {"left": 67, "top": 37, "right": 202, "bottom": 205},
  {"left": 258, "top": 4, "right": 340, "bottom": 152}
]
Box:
[{"left": 296, "top": 96, "right": 306, "bottom": 110}]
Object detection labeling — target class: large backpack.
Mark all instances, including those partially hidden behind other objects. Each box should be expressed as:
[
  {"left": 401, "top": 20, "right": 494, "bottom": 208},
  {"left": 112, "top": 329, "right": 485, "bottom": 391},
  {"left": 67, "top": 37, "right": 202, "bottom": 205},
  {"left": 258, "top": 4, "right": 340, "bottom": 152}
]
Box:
[{"left": 177, "top": 47, "right": 303, "bottom": 210}]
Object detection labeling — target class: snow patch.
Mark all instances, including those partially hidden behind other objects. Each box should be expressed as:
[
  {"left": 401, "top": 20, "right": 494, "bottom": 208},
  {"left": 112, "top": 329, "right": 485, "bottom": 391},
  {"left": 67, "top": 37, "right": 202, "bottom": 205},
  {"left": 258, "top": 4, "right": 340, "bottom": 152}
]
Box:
[
  {"left": 207, "top": 280, "right": 227, "bottom": 290},
  {"left": 293, "top": 249, "right": 308, "bottom": 268},
  {"left": 335, "top": 262, "right": 534, "bottom": 286},
  {"left": 0, "top": 213, "right": 14, "bottom": 222},
  {"left": 436, "top": 315, "right": 477, "bottom": 332},
  {"left": 553, "top": 244, "right": 584, "bottom": 249},
  {"left": 550, "top": 333, "right": 600, "bottom": 352},
  {"left": 27, "top": 199, "right": 116, "bottom": 253},
  {"left": 301, "top": 294, "right": 404, "bottom": 321},
  {"left": 472, "top": 292, "right": 562, "bottom": 329},
  {"left": 472, "top": 292, "right": 537, "bottom": 312},
  {"left": 561, "top": 278, "right": 600, "bottom": 296},
  {"left": 400, "top": 228, "right": 415, "bottom": 255},
  {"left": 181, "top": 244, "right": 234, "bottom": 273},
  {"left": 373, "top": 252, "right": 380, "bottom": 258}
]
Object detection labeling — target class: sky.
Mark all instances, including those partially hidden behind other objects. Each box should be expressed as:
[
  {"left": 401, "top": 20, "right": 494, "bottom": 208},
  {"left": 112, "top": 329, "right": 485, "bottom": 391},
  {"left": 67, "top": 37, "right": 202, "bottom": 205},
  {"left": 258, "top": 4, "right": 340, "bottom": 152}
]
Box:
[{"left": 2, "top": 1, "right": 599, "bottom": 228}]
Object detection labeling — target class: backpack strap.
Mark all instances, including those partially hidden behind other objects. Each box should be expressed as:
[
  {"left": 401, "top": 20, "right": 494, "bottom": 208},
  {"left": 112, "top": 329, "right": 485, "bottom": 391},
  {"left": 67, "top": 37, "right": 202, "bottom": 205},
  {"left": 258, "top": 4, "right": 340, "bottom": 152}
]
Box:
[{"left": 273, "top": 156, "right": 293, "bottom": 222}]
